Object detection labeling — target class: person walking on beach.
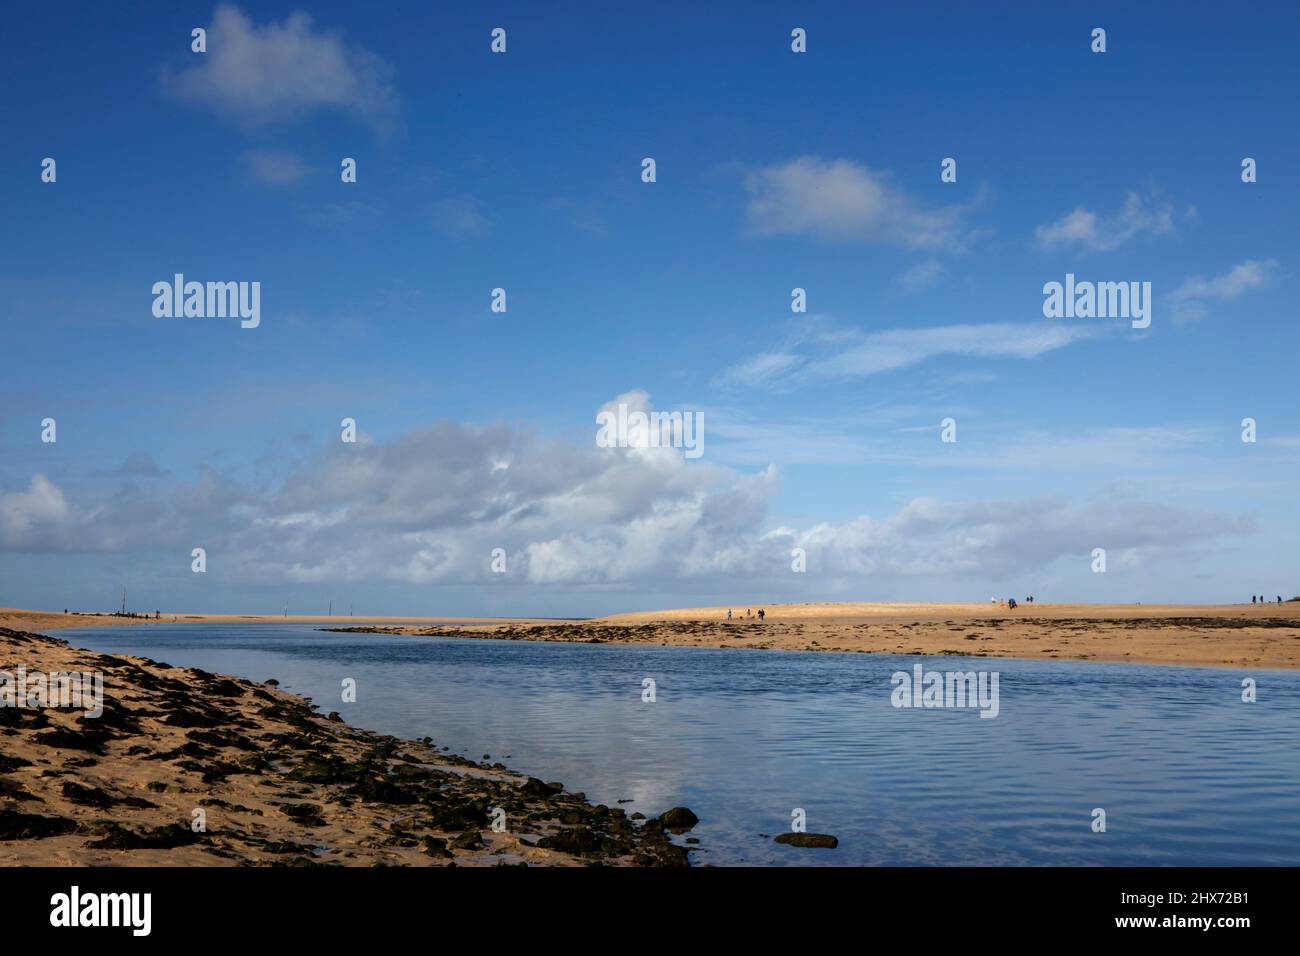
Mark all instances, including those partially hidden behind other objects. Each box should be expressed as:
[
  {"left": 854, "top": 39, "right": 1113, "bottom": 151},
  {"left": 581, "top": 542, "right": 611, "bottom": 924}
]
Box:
[
  {"left": 727, "top": 608, "right": 732, "bottom": 620},
  {"left": 1252, "top": 595, "right": 1257, "bottom": 604},
  {"left": 758, "top": 608, "right": 765, "bottom": 623}
]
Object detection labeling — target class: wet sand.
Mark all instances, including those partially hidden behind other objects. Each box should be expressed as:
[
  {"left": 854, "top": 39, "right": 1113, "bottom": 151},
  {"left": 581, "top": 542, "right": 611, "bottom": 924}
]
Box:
[{"left": 0, "top": 626, "right": 691, "bottom": 867}]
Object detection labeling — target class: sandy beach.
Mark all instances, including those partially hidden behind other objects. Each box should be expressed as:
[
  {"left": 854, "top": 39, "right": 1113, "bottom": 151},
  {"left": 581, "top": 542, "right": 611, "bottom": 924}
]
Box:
[
  {"left": 327, "top": 602, "right": 1300, "bottom": 671},
  {"left": 0, "top": 625, "right": 692, "bottom": 866},
  {"left": 8, "top": 602, "right": 1299, "bottom": 670}
]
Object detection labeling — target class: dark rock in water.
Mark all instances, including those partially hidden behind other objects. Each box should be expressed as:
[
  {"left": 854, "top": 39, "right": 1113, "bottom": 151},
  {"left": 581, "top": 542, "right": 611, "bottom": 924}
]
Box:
[
  {"left": 660, "top": 806, "right": 699, "bottom": 831},
  {"left": 327, "top": 711, "right": 343, "bottom": 723},
  {"left": 0, "top": 809, "right": 79, "bottom": 840},
  {"left": 265, "top": 679, "right": 280, "bottom": 686},
  {"left": 451, "top": 829, "right": 484, "bottom": 849},
  {"left": 774, "top": 832, "right": 838, "bottom": 848}
]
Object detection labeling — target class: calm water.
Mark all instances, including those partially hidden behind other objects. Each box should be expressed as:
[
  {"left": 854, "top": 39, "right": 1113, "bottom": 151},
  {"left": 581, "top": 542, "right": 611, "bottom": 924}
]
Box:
[{"left": 61, "top": 623, "right": 1300, "bottom": 866}]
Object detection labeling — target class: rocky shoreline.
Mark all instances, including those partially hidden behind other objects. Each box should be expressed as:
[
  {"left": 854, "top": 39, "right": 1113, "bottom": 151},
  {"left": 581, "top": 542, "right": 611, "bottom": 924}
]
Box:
[{"left": 0, "top": 627, "right": 693, "bottom": 867}]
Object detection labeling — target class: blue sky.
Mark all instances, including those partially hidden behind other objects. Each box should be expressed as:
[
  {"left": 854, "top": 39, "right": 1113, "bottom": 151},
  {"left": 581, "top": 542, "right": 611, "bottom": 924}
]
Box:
[{"left": 2, "top": 1, "right": 1296, "bottom": 616}]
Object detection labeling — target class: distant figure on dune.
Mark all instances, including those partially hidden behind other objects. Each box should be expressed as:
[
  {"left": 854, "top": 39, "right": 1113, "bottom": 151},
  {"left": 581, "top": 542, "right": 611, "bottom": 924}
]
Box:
[
  {"left": 758, "top": 608, "right": 765, "bottom": 622},
  {"left": 1278, "top": 596, "right": 1283, "bottom": 604},
  {"left": 1252, "top": 595, "right": 1257, "bottom": 604},
  {"left": 1008, "top": 598, "right": 1018, "bottom": 610},
  {"left": 727, "top": 608, "right": 732, "bottom": 620}
]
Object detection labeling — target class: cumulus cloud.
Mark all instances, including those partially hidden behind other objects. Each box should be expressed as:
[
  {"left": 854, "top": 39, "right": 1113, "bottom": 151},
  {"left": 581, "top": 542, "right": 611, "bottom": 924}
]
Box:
[
  {"left": 1167, "top": 259, "right": 1279, "bottom": 323},
  {"left": 767, "top": 496, "right": 1252, "bottom": 580},
  {"left": 744, "top": 157, "right": 980, "bottom": 250},
  {"left": 1035, "top": 192, "right": 1174, "bottom": 252},
  {"left": 0, "top": 399, "right": 1251, "bottom": 600},
  {"left": 163, "top": 4, "right": 398, "bottom": 126},
  {"left": 718, "top": 319, "right": 1100, "bottom": 390},
  {"left": 0, "top": 475, "right": 80, "bottom": 550}
]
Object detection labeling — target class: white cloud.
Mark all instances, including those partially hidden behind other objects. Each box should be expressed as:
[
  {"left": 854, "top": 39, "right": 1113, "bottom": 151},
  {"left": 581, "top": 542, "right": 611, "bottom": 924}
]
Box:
[
  {"left": 1035, "top": 192, "right": 1174, "bottom": 252},
  {"left": 163, "top": 4, "right": 398, "bottom": 126},
  {"left": 718, "top": 320, "right": 1099, "bottom": 389},
  {"left": 0, "top": 400, "right": 1252, "bottom": 600},
  {"left": 744, "top": 157, "right": 979, "bottom": 249},
  {"left": 772, "top": 496, "right": 1251, "bottom": 580},
  {"left": 1167, "top": 259, "right": 1279, "bottom": 322},
  {"left": 0, "top": 474, "right": 78, "bottom": 550}
]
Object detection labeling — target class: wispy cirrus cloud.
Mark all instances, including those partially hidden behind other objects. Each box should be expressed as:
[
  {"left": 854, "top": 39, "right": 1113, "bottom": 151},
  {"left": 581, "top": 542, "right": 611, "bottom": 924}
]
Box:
[
  {"left": 743, "top": 157, "right": 982, "bottom": 250},
  {"left": 1035, "top": 192, "right": 1175, "bottom": 252},
  {"left": 717, "top": 318, "right": 1100, "bottom": 390},
  {"left": 163, "top": 4, "right": 398, "bottom": 127},
  {"left": 1167, "top": 259, "right": 1279, "bottom": 323}
]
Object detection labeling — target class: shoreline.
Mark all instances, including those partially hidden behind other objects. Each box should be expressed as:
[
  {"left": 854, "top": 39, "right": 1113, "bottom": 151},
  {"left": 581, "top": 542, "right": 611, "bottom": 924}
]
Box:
[
  {"left": 0, "top": 626, "right": 692, "bottom": 867},
  {"left": 324, "top": 602, "right": 1300, "bottom": 671},
  {"left": 6, "top": 602, "right": 1299, "bottom": 670}
]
